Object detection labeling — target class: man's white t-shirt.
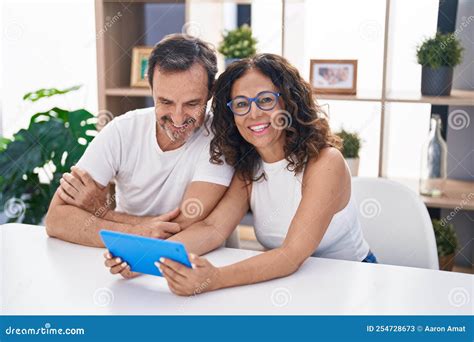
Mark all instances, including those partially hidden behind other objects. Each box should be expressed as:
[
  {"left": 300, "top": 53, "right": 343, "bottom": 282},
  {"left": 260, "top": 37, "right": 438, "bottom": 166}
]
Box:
[{"left": 76, "top": 107, "right": 234, "bottom": 216}]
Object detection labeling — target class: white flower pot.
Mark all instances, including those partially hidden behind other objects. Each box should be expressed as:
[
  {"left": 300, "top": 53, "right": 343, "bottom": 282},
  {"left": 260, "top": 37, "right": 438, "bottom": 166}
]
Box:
[{"left": 346, "top": 158, "right": 360, "bottom": 177}]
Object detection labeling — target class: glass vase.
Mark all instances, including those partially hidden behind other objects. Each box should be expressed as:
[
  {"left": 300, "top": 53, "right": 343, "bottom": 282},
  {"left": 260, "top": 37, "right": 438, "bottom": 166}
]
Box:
[{"left": 420, "top": 114, "right": 447, "bottom": 197}]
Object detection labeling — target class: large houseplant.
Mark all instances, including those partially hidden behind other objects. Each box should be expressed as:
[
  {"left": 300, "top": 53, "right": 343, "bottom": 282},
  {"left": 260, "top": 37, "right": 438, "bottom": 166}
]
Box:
[
  {"left": 431, "top": 219, "right": 458, "bottom": 271},
  {"left": 335, "top": 129, "right": 361, "bottom": 176},
  {"left": 416, "top": 33, "right": 463, "bottom": 96},
  {"left": 218, "top": 24, "right": 257, "bottom": 67},
  {"left": 0, "top": 86, "right": 97, "bottom": 224}
]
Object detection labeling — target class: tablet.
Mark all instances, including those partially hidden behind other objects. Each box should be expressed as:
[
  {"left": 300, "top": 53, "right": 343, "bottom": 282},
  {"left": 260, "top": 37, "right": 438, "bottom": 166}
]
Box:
[{"left": 99, "top": 229, "right": 192, "bottom": 277}]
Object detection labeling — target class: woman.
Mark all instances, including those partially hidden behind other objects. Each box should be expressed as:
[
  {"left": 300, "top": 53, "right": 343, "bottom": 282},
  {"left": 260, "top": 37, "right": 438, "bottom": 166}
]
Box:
[{"left": 105, "top": 54, "right": 376, "bottom": 295}]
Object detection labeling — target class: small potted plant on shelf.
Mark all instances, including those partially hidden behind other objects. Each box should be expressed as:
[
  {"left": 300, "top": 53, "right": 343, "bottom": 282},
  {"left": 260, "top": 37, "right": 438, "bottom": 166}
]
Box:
[
  {"left": 218, "top": 24, "right": 257, "bottom": 68},
  {"left": 432, "top": 219, "right": 458, "bottom": 271},
  {"left": 335, "top": 129, "right": 361, "bottom": 176},
  {"left": 416, "top": 32, "right": 464, "bottom": 96}
]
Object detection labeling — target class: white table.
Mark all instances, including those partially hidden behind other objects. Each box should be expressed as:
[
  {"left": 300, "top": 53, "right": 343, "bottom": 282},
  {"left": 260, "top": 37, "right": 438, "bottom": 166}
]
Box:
[{"left": 1, "top": 224, "right": 472, "bottom": 315}]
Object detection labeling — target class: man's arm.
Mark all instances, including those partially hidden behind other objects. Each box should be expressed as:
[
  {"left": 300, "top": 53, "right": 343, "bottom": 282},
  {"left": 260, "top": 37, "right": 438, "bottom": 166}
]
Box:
[
  {"left": 102, "top": 181, "right": 227, "bottom": 228},
  {"left": 51, "top": 166, "right": 228, "bottom": 248},
  {"left": 60, "top": 168, "right": 229, "bottom": 229},
  {"left": 45, "top": 188, "right": 181, "bottom": 248},
  {"left": 60, "top": 167, "right": 154, "bottom": 225},
  {"left": 45, "top": 189, "right": 132, "bottom": 247}
]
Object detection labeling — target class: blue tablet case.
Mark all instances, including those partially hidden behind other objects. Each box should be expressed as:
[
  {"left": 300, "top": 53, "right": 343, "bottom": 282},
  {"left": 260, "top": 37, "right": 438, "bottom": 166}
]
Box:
[{"left": 99, "top": 229, "right": 192, "bottom": 277}]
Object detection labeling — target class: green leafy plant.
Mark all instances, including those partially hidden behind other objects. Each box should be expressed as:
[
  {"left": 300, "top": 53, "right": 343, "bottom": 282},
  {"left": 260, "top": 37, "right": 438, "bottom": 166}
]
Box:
[
  {"left": 218, "top": 24, "right": 257, "bottom": 59},
  {"left": 335, "top": 129, "right": 361, "bottom": 159},
  {"left": 0, "top": 86, "right": 97, "bottom": 224},
  {"left": 23, "top": 85, "right": 82, "bottom": 102},
  {"left": 432, "top": 219, "right": 458, "bottom": 257},
  {"left": 416, "top": 33, "right": 464, "bottom": 69}
]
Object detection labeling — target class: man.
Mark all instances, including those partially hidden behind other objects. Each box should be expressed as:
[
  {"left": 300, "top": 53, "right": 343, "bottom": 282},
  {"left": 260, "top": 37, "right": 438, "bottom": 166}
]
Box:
[{"left": 45, "top": 34, "right": 234, "bottom": 248}]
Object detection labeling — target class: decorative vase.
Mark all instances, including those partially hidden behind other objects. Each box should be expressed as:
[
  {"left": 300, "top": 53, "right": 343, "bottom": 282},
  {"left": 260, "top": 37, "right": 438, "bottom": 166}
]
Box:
[
  {"left": 346, "top": 158, "right": 360, "bottom": 177},
  {"left": 420, "top": 114, "right": 447, "bottom": 197},
  {"left": 421, "top": 66, "right": 453, "bottom": 96}
]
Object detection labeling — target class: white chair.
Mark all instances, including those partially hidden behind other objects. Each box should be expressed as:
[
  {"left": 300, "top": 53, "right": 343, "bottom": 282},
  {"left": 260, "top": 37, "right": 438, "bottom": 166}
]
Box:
[{"left": 352, "top": 177, "right": 439, "bottom": 270}]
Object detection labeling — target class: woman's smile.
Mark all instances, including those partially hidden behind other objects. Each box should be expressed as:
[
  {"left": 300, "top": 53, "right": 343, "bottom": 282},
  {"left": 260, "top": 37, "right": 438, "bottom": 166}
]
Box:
[{"left": 248, "top": 122, "right": 271, "bottom": 135}]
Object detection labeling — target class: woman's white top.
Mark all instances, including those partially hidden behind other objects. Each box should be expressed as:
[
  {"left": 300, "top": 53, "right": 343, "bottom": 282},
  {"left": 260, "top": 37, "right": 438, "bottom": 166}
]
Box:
[{"left": 250, "top": 158, "right": 370, "bottom": 261}]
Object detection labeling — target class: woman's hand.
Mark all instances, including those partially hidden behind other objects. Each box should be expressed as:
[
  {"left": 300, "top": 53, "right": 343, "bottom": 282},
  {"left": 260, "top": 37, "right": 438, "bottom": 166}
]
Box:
[
  {"left": 103, "top": 249, "right": 140, "bottom": 279},
  {"left": 157, "top": 254, "right": 221, "bottom": 296}
]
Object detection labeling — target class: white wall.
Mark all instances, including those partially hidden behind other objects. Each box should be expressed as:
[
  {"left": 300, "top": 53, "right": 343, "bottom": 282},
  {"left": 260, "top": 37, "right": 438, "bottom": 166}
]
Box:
[
  {"left": 284, "top": 0, "right": 386, "bottom": 94},
  {"left": 1, "top": 0, "right": 98, "bottom": 138},
  {"left": 384, "top": 0, "right": 439, "bottom": 179},
  {"left": 251, "top": 0, "right": 282, "bottom": 55},
  {"left": 187, "top": 0, "right": 282, "bottom": 73},
  {"left": 0, "top": 2, "right": 4, "bottom": 135},
  {"left": 279, "top": 0, "right": 386, "bottom": 176}
]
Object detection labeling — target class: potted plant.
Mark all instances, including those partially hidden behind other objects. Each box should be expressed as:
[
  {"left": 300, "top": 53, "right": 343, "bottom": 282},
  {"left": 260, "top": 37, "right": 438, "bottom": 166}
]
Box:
[
  {"left": 416, "top": 32, "right": 463, "bottom": 96},
  {"left": 218, "top": 24, "right": 257, "bottom": 68},
  {"left": 0, "top": 86, "right": 97, "bottom": 224},
  {"left": 432, "top": 219, "right": 458, "bottom": 271},
  {"left": 335, "top": 129, "right": 361, "bottom": 176}
]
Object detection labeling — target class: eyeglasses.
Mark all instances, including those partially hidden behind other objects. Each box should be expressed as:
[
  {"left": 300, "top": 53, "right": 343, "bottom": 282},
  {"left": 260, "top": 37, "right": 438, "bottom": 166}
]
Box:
[{"left": 226, "top": 91, "right": 281, "bottom": 116}]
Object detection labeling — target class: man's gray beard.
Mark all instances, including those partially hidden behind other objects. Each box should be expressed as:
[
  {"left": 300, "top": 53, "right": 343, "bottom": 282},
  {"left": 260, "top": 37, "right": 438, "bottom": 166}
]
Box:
[
  {"left": 162, "top": 122, "right": 197, "bottom": 143},
  {"left": 159, "top": 109, "right": 205, "bottom": 144}
]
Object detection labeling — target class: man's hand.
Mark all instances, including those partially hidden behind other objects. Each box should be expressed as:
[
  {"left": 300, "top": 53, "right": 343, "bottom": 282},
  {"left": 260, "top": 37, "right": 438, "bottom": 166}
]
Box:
[
  {"left": 130, "top": 207, "right": 182, "bottom": 239},
  {"left": 58, "top": 166, "right": 110, "bottom": 216}
]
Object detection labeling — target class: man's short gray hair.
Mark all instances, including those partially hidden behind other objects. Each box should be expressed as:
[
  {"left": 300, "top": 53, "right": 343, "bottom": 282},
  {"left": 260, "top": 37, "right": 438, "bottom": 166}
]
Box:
[{"left": 147, "top": 34, "right": 217, "bottom": 94}]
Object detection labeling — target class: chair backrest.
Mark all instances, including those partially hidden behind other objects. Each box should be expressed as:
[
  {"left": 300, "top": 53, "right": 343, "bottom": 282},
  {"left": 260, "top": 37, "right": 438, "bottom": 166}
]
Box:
[{"left": 352, "top": 177, "right": 439, "bottom": 270}]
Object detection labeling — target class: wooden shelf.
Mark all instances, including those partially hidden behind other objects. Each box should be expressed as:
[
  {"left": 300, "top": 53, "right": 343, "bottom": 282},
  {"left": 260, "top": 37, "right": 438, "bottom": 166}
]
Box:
[
  {"left": 314, "top": 92, "right": 382, "bottom": 103},
  {"left": 386, "top": 89, "right": 474, "bottom": 106},
  {"left": 314, "top": 89, "right": 474, "bottom": 106},
  {"left": 390, "top": 178, "right": 474, "bottom": 211},
  {"left": 105, "top": 87, "right": 151, "bottom": 97}
]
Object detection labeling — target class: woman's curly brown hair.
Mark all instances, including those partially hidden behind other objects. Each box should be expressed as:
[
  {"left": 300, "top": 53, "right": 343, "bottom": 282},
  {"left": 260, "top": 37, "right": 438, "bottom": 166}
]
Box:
[{"left": 210, "top": 53, "right": 341, "bottom": 183}]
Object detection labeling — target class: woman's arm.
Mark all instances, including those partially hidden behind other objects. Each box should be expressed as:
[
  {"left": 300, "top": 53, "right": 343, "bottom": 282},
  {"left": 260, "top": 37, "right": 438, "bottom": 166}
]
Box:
[
  {"left": 218, "top": 148, "right": 351, "bottom": 287},
  {"left": 167, "top": 173, "right": 251, "bottom": 256},
  {"left": 99, "top": 174, "right": 250, "bottom": 279},
  {"left": 159, "top": 147, "right": 352, "bottom": 295}
]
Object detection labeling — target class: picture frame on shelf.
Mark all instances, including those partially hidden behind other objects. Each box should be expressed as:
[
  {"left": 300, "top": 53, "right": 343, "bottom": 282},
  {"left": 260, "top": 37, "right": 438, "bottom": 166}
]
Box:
[
  {"left": 309, "top": 59, "right": 357, "bottom": 95},
  {"left": 130, "top": 46, "right": 153, "bottom": 87}
]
